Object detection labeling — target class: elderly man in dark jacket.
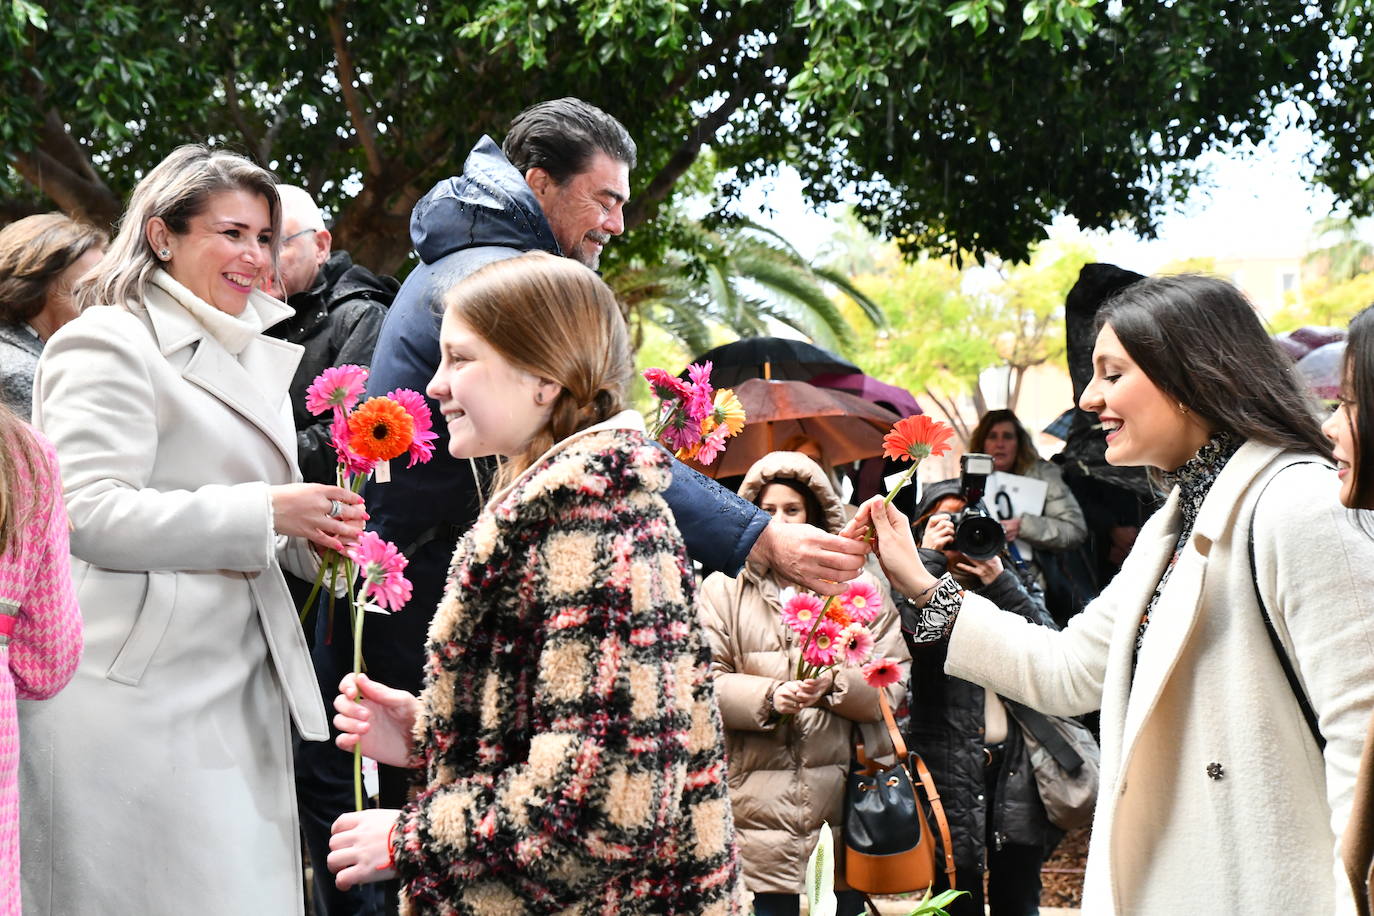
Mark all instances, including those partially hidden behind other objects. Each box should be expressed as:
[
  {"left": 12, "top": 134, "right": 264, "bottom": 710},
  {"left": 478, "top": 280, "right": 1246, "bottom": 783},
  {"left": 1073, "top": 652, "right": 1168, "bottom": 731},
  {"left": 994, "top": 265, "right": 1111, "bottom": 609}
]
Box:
[
  {"left": 359, "top": 99, "right": 869, "bottom": 827},
  {"left": 268, "top": 184, "right": 396, "bottom": 916},
  {"left": 269, "top": 185, "right": 399, "bottom": 485},
  {"left": 903, "top": 479, "right": 1061, "bottom": 916}
]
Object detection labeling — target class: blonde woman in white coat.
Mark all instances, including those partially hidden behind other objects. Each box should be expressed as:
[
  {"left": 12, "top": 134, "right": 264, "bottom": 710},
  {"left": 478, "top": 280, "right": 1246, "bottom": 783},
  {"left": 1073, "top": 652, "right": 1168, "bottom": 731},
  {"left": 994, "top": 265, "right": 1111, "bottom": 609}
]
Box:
[
  {"left": 851, "top": 275, "right": 1374, "bottom": 915},
  {"left": 18, "top": 146, "right": 366, "bottom": 916}
]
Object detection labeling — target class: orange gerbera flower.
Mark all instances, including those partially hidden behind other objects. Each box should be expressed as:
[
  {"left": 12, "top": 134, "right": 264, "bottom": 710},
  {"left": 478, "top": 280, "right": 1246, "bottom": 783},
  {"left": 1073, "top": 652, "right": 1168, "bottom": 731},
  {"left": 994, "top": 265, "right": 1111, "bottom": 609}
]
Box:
[
  {"left": 347, "top": 397, "right": 415, "bottom": 462},
  {"left": 882, "top": 414, "right": 955, "bottom": 463}
]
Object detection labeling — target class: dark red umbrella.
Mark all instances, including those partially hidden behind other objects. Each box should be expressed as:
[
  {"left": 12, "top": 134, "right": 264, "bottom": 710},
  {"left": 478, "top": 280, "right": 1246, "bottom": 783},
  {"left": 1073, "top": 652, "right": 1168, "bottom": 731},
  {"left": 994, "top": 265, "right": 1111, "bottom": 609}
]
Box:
[
  {"left": 682, "top": 378, "right": 899, "bottom": 479},
  {"left": 807, "top": 371, "right": 922, "bottom": 419}
]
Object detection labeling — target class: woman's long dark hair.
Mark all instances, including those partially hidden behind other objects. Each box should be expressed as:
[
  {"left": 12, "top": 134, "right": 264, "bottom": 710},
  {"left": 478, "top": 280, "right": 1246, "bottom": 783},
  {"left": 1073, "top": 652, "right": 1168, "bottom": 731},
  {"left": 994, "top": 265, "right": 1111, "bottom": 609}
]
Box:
[
  {"left": 1097, "top": 275, "right": 1332, "bottom": 460},
  {"left": 1343, "top": 305, "right": 1374, "bottom": 508}
]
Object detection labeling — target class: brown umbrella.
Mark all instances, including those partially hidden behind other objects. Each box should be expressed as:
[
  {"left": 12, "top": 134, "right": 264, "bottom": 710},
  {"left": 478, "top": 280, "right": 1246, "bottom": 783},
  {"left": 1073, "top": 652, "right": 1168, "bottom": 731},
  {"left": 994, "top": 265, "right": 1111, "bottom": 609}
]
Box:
[{"left": 684, "top": 378, "right": 901, "bottom": 478}]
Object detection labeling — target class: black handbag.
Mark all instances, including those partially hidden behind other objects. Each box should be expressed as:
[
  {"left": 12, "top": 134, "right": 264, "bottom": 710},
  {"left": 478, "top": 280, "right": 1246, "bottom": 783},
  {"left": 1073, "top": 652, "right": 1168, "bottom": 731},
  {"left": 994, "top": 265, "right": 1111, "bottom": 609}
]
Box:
[{"left": 844, "top": 691, "right": 957, "bottom": 896}]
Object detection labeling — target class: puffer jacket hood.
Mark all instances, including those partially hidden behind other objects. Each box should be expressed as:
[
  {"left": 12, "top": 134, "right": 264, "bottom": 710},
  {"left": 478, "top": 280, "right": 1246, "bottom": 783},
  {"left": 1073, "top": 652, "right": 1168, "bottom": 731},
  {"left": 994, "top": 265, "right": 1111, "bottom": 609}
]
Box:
[
  {"left": 737, "top": 452, "right": 848, "bottom": 535},
  {"left": 913, "top": 478, "right": 963, "bottom": 522},
  {"left": 409, "top": 135, "right": 561, "bottom": 265}
]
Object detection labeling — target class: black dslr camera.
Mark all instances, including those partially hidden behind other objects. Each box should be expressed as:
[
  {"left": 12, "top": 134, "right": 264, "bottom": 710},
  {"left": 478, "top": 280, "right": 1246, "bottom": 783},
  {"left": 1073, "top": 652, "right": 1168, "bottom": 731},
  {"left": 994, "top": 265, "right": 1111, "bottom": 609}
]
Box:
[{"left": 945, "top": 453, "right": 1006, "bottom": 561}]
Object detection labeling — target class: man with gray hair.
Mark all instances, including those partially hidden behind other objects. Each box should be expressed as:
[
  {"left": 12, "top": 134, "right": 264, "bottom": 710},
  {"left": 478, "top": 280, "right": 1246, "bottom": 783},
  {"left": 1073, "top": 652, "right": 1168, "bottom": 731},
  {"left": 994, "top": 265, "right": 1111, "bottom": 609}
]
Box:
[
  {"left": 268, "top": 185, "right": 397, "bottom": 916},
  {"left": 360, "top": 99, "right": 868, "bottom": 803}
]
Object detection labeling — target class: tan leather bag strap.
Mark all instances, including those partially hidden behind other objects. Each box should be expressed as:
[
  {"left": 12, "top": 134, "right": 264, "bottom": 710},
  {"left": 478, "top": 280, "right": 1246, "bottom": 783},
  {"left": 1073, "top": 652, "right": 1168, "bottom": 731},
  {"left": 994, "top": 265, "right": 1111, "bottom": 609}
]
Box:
[{"left": 878, "top": 691, "right": 957, "bottom": 889}]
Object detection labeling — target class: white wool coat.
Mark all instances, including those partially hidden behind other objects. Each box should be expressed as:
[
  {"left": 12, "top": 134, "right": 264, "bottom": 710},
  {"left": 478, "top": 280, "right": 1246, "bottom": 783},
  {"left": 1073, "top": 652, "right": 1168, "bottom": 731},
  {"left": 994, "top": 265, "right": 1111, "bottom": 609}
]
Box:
[
  {"left": 19, "top": 280, "right": 329, "bottom": 915},
  {"left": 946, "top": 441, "right": 1374, "bottom": 915}
]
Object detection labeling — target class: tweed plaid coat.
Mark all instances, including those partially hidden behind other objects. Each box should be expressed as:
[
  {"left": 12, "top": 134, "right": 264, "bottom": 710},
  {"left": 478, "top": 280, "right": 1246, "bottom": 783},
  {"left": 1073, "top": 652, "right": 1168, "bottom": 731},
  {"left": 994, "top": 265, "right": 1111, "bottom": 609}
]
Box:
[{"left": 392, "top": 420, "right": 744, "bottom": 915}]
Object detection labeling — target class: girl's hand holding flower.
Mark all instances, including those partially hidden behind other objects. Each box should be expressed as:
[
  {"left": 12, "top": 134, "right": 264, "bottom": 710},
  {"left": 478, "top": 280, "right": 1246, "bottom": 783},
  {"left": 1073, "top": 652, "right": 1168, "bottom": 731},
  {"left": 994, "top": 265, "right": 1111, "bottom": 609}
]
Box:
[
  {"left": 328, "top": 808, "right": 400, "bottom": 890},
  {"left": 771, "top": 674, "right": 834, "bottom": 716},
  {"left": 332, "top": 672, "right": 421, "bottom": 769}
]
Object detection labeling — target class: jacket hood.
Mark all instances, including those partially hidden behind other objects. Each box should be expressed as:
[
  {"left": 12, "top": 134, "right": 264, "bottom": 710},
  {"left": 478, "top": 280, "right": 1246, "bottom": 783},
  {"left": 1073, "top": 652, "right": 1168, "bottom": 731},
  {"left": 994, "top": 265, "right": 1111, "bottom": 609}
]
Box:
[
  {"left": 737, "top": 451, "right": 848, "bottom": 535},
  {"left": 409, "top": 136, "right": 561, "bottom": 265},
  {"left": 914, "top": 478, "right": 964, "bottom": 522}
]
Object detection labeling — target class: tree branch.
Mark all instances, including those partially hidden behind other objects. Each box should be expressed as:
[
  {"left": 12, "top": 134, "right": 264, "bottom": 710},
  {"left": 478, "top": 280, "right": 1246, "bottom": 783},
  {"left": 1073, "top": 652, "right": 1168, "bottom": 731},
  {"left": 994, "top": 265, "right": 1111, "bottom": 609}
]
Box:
[
  {"left": 11, "top": 144, "right": 120, "bottom": 227},
  {"left": 221, "top": 72, "right": 266, "bottom": 160},
  {"left": 624, "top": 82, "right": 752, "bottom": 231},
  {"left": 328, "top": 4, "right": 383, "bottom": 177}
]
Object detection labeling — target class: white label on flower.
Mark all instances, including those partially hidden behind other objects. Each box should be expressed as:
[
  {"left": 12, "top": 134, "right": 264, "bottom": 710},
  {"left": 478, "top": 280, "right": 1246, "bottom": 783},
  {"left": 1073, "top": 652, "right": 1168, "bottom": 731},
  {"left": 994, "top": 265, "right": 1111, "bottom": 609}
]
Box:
[
  {"left": 362, "top": 601, "right": 390, "bottom": 615},
  {"left": 374, "top": 459, "right": 391, "bottom": 483}
]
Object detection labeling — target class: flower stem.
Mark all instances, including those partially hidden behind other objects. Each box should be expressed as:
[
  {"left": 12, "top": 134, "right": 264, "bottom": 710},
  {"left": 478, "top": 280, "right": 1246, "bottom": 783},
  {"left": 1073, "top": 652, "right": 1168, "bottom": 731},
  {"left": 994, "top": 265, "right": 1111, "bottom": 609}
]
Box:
[
  {"left": 864, "top": 461, "right": 920, "bottom": 543},
  {"left": 298, "top": 551, "right": 333, "bottom": 624},
  {"left": 794, "top": 596, "right": 836, "bottom": 680},
  {"left": 346, "top": 559, "right": 366, "bottom": 812}
]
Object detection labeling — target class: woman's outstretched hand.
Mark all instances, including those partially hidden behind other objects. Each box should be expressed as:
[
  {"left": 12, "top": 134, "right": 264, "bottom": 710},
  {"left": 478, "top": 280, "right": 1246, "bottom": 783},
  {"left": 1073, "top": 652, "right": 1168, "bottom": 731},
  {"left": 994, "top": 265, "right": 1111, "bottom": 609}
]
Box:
[
  {"left": 842, "top": 496, "right": 939, "bottom": 600},
  {"left": 333, "top": 672, "right": 420, "bottom": 769}
]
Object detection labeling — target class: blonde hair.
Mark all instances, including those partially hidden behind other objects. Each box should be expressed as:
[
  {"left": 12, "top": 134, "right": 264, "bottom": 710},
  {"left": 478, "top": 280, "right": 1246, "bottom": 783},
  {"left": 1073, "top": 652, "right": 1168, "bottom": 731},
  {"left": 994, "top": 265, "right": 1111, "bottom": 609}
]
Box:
[
  {"left": 0, "top": 213, "right": 106, "bottom": 323},
  {"left": 75, "top": 144, "right": 280, "bottom": 312},
  {"left": 0, "top": 403, "right": 45, "bottom": 556},
  {"left": 443, "top": 252, "right": 632, "bottom": 490}
]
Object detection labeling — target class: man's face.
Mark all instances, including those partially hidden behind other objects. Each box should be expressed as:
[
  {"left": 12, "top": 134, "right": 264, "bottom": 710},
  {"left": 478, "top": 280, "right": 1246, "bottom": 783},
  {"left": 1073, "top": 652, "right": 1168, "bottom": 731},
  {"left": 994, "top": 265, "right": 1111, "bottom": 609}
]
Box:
[
  {"left": 275, "top": 215, "right": 331, "bottom": 299},
  {"left": 528, "top": 151, "right": 629, "bottom": 269}
]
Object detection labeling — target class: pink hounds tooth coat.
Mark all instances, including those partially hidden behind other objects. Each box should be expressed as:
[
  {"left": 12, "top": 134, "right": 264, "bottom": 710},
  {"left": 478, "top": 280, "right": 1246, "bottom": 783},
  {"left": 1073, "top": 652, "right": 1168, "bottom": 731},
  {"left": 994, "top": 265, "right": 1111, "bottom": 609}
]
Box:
[{"left": 1, "top": 428, "right": 82, "bottom": 915}]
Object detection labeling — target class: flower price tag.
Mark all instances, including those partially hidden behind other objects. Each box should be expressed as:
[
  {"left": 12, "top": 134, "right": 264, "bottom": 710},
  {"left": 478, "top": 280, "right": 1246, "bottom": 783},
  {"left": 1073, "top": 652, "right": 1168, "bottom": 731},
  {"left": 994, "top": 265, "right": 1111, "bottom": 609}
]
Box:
[{"left": 374, "top": 459, "right": 391, "bottom": 483}]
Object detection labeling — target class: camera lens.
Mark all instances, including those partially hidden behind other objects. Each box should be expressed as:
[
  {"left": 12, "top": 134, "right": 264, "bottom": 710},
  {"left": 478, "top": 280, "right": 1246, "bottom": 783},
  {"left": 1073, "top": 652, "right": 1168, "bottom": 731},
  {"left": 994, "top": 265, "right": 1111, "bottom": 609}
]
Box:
[{"left": 954, "top": 515, "right": 1005, "bottom": 561}]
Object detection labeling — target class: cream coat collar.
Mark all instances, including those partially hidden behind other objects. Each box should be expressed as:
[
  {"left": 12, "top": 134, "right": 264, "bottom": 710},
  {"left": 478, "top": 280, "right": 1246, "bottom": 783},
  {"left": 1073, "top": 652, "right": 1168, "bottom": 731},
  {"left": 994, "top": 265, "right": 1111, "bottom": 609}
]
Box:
[{"left": 146, "top": 269, "right": 293, "bottom": 355}]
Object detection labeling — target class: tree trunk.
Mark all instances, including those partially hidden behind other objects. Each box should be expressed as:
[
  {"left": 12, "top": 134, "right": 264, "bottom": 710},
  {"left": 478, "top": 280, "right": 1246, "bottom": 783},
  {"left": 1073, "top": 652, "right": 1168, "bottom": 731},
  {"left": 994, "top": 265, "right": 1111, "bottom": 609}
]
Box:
[{"left": 329, "top": 190, "right": 417, "bottom": 276}]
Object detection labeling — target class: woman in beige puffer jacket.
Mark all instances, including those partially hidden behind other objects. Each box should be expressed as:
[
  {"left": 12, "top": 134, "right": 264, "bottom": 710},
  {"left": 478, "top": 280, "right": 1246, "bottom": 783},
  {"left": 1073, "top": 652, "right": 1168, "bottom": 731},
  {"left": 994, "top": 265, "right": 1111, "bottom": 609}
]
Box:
[{"left": 698, "top": 451, "right": 909, "bottom": 916}]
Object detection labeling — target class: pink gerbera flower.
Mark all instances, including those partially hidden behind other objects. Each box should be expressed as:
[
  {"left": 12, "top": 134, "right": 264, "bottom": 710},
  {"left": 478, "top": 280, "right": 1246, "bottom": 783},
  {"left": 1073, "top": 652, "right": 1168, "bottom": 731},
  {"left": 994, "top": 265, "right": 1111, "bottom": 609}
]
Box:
[
  {"left": 839, "top": 624, "right": 876, "bottom": 667},
  {"left": 660, "top": 413, "right": 702, "bottom": 453},
  {"left": 684, "top": 361, "right": 715, "bottom": 421},
  {"left": 802, "top": 618, "right": 842, "bottom": 669},
  {"left": 331, "top": 409, "right": 377, "bottom": 477},
  {"left": 348, "top": 531, "right": 413, "bottom": 612},
  {"left": 643, "top": 367, "right": 690, "bottom": 401},
  {"left": 781, "top": 592, "right": 826, "bottom": 634},
  {"left": 385, "top": 388, "right": 439, "bottom": 468},
  {"left": 842, "top": 580, "right": 883, "bottom": 625},
  {"left": 861, "top": 657, "right": 903, "bottom": 689},
  {"left": 694, "top": 422, "right": 731, "bottom": 466},
  {"left": 306, "top": 364, "right": 369, "bottom": 416}
]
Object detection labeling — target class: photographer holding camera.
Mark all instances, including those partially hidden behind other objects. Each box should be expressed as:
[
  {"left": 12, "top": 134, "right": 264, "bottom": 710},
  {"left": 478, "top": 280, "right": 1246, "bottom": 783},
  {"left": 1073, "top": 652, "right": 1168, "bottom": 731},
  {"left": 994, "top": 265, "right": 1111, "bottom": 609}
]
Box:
[{"left": 901, "top": 455, "right": 1061, "bottom": 916}]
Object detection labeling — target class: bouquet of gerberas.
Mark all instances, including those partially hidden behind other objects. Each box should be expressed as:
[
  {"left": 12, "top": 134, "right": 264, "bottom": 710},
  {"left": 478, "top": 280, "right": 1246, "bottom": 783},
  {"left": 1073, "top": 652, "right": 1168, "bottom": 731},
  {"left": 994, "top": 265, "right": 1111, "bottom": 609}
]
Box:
[
  {"left": 781, "top": 581, "right": 884, "bottom": 681},
  {"left": 643, "top": 360, "right": 746, "bottom": 465},
  {"left": 300, "top": 364, "right": 437, "bottom": 809}
]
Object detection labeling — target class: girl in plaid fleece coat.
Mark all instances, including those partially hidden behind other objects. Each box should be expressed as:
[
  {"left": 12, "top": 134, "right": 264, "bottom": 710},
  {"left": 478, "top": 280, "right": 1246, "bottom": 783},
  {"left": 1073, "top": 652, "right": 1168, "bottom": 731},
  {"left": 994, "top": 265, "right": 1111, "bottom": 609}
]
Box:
[
  {"left": 327, "top": 252, "right": 744, "bottom": 915},
  {"left": 0, "top": 412, "right": 81, "bottom": 915}
]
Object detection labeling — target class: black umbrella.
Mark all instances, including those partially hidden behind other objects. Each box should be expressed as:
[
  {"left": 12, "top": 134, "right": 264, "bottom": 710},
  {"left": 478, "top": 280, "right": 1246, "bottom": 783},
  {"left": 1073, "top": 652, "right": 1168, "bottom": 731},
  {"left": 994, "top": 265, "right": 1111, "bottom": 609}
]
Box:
[{"left": 686, "top": 337, "right": 859, "bottom": 387}]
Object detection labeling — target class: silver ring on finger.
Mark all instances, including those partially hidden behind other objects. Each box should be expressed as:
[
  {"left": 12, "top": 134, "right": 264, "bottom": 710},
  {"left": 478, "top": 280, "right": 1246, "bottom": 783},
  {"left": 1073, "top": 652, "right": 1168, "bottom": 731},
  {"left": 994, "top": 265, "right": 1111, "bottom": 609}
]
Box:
[{"left": 327, "top": 498, "right": 345, "bottom": 519}]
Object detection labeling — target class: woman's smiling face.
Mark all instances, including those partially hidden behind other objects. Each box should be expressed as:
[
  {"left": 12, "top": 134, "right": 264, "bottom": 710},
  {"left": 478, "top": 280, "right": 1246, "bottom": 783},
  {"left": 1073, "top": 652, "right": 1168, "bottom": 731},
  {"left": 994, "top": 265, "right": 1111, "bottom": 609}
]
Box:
[
  {"left": 151, "top": 189, "right": 274, "bottom": 316},
  {"left": 1079, "top": 323, "right": 1211, "bottom": 471}
]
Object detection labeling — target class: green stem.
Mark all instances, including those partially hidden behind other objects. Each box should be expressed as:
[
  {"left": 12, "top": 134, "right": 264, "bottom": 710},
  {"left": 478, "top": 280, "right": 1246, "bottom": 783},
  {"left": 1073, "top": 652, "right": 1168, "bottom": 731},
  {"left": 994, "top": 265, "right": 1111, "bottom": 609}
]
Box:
[
  {"left": 346, "top": 559, "right": 367, "bottom": 812},
  {"left": 298, "top": 551, "right": 333, "bottom": 624},
  {"left": 864, "top": 461, "right": 920, "bottom": 544},
  {"left": 794, "top": 595, "right": 836, "bottom": 680}
]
